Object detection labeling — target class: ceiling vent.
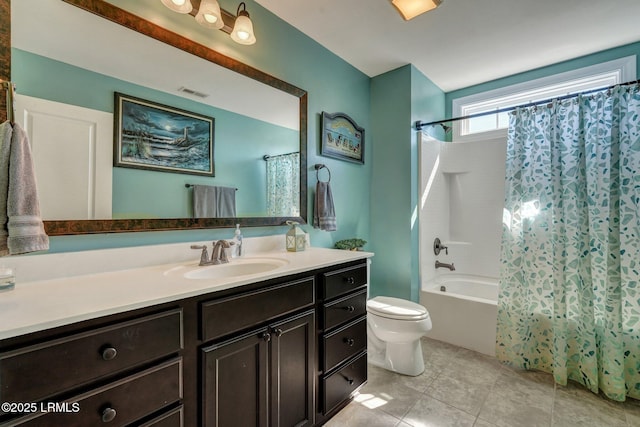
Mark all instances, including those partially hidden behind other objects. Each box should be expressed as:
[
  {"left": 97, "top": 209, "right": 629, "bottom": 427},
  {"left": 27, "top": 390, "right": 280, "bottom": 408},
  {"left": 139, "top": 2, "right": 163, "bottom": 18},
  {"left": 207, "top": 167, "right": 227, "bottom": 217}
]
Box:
[{"left": 178, "top": 86, "right": 209, "bottom": 98}]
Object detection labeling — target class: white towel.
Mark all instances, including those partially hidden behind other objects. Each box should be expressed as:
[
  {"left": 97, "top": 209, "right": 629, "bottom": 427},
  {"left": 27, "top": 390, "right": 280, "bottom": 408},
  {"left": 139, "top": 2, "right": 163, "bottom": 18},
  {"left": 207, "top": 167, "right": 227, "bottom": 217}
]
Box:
[
  {"left": 193, "top": 185, "right": 236, "bottom": 218},
  {"left": 0, "top": 121, "right": 49, "bottom": 256},
  {"left": 313, "top": 181, "right": 337, "bottom": 231}
]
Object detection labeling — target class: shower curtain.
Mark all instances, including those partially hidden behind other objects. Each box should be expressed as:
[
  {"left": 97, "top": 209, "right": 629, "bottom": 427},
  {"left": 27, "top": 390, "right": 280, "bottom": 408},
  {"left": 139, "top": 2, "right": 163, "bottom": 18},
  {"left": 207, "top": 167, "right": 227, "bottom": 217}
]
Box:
[
  {"left": 265, "top": 152, "right": 300, "bottom": 217},
  {"left": 496, "top": 85, "right": 640, "bottom": 401}
]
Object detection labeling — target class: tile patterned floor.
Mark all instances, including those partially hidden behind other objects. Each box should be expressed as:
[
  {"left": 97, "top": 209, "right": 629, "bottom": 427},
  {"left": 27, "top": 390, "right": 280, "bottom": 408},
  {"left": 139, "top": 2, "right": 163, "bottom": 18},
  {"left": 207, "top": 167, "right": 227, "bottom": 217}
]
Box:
[{"left": 327, "top": 338, "right": 640, "bottom": 427}]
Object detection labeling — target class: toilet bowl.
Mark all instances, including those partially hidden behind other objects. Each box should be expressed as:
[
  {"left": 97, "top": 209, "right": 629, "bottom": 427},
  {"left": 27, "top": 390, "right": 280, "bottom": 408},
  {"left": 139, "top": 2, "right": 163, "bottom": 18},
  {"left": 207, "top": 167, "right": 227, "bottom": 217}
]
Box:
[{"left": 366, "top": 296, "right": 432, "bottom": 376}]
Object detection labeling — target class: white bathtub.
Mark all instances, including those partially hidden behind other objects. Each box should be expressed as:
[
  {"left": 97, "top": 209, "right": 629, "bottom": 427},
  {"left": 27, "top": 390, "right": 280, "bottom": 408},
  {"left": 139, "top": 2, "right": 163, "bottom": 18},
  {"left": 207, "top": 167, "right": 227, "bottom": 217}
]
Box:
[{"left": 420, "top": 274, "right": 498, "bottom": 356}]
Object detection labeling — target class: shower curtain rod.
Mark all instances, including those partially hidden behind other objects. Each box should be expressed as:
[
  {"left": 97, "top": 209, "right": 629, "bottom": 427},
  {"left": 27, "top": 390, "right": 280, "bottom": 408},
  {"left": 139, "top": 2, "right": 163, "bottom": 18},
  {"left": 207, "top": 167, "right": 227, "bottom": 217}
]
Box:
[{"left": 414, "top": 79, "right": 640, "bottom": 131}]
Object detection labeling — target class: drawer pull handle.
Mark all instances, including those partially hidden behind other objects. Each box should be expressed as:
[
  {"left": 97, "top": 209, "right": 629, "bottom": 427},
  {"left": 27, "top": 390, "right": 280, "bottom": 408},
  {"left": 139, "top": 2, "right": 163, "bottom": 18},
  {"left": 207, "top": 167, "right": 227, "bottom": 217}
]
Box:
[
  {"left": 344, "top": 305, "right": 356, "bottom": 312},
  {"left": 273, "top": 328, "right": 283, "bottom": 337},
  {"left": 101, "top": 347, "right": 118, "bottom": 361},
  {"left": 342, "top": 375, "right": 354, "bottom": 385},
  {"left": 344, "top": 277, "right": 355, "bottom": 285},
  {"left": 101, "top": 407, "right": 117, "bottom": 423},
  {"left": 261, "top": 332, "right": 271, "bottom": 342},
  {"left": 344, "top": 338, "right": 355, "bottom": 346}
]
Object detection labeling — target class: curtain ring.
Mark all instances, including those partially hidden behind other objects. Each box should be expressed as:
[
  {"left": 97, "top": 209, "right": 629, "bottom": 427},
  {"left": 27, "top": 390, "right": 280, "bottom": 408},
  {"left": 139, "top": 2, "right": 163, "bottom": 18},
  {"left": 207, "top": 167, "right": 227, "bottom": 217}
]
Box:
[{"left": 314, "top": 164, "right": 331, "bottom": 182}]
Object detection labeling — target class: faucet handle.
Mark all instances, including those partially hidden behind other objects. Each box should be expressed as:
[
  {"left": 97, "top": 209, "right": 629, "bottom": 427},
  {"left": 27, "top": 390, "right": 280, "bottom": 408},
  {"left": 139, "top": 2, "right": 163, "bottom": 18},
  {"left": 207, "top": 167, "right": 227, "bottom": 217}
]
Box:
[
  {"left": 191, "top": 244, "right": 209, "bottom": 265},
  {"left": 433, "top": 238, "right": 448, "bottom": 255}
]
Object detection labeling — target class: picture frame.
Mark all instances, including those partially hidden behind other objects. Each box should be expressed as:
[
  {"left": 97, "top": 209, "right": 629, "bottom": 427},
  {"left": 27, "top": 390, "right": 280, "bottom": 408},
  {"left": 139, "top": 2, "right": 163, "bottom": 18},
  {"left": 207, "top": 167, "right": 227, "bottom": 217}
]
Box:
[
  {"left": 114, "top": 92, "right": 215, "bottom": 176},
  {"left": 320, "top": 111, "right": 364, "bottom": 164}
]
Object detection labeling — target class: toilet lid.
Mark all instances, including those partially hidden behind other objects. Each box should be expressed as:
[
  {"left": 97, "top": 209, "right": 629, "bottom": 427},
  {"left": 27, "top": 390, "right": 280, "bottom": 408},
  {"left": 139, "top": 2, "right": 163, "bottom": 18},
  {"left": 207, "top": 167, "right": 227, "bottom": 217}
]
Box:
[{"left": 366, "top": 296, "right": 430, "bottom": 321}]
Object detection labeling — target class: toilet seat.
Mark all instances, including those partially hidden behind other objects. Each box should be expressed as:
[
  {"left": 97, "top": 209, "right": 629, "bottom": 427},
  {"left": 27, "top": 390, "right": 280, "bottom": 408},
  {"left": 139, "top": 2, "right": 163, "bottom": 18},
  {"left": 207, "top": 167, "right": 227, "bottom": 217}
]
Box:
[{"left": 367, "top": 296, "right": 430, "bottom": 321}]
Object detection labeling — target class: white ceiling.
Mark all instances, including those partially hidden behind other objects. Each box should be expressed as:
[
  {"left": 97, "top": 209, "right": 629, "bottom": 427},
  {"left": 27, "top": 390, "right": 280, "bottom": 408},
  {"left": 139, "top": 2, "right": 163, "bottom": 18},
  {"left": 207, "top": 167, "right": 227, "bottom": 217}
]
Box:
[{"left": 256, "top": 0, "right": 640, "bottom": 92}]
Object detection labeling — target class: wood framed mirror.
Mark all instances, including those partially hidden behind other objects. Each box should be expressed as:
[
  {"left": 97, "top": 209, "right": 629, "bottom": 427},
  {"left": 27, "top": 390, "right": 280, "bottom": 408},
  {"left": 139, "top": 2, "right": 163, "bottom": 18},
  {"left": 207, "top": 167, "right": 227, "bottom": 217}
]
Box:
[{"left": 1, "top": 0, "right": 308, "bottom": 235}]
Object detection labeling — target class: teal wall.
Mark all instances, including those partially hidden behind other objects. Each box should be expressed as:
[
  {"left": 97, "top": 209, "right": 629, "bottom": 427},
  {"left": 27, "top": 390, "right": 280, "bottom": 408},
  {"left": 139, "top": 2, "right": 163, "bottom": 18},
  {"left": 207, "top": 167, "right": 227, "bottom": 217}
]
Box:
[
  {"left": 369, "top": 65, "right": 444, "bottom": 300},
  {"left": 11, "top": 0, "right": 372, "bottom": 253}
]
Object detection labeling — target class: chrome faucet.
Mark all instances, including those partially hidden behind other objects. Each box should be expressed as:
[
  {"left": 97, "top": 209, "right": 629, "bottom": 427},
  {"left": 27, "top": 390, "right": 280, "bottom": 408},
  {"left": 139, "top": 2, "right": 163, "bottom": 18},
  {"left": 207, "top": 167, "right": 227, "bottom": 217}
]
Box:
[
  {"left": 435, "top": 260, "right": 455, "bottom": 271},
  {"left": 211, "top": 240, "right": 233, "bottom": 264},
  {"left": 191, "top": 240, "right": 234, "bottom": 266}
]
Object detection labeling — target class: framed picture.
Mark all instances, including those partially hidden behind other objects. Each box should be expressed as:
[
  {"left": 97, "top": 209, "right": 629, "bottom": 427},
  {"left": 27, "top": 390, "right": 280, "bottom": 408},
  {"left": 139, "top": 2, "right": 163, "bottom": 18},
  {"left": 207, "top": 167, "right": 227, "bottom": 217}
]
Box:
[
  {"left": 114, "top": 92, "right": 215, "bottom": 176},
  {"left": 320, "top": 112, "right": 364, "bottom": 164}
]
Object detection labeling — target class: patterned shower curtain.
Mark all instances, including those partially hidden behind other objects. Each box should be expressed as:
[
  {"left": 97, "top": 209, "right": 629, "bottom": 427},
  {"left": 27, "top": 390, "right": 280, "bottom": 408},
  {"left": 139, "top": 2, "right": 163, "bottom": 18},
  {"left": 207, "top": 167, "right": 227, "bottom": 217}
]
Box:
[
  {"left": 496, "top": 85, "right": 640, "bottom": 401},
  {"left": 265, "top": 152, "right": 300, "bottom": 217}
]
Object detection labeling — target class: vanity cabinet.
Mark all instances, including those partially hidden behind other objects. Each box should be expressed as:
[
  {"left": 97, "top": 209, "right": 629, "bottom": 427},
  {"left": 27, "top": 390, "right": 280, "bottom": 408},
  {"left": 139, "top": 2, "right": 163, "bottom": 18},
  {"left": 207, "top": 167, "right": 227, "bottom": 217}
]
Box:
[
  {"left": 0, "top": 309, "right": 184, "bottom": 426},
  {"left": 202, "top": 311, "right": 314, "bottom": 427},
  {"left": 317, "top": 262, "right": 368, "bottom": 421},
  {"left": 0, "top": 256, "right": 370, "bottom": 427}
]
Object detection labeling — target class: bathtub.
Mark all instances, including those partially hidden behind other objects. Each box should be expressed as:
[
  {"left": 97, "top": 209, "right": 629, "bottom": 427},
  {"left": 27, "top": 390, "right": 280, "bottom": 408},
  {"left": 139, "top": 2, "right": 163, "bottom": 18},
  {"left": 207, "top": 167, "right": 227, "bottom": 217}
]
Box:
[{"left": 420, "top": 274, "right": 498, "bottom": 356}]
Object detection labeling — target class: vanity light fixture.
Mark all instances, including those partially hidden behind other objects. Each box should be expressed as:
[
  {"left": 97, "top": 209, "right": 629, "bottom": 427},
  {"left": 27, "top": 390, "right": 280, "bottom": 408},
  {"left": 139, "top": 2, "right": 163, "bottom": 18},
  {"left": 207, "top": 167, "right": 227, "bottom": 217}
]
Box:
[
  {"left": 161, "top": 0, "right": 193, "bottom": 14},
  {"left": 195, "top": 0, "right": 224, "bottom": 29},
  {"left": 230, "top": 2, "right": 256, "bottom": 45},
  {"left": 392, "top": 0, "right": 442, "bottom": 21},
  {"left": 161, "top": 0, "right": 257, "bottom": 45}
]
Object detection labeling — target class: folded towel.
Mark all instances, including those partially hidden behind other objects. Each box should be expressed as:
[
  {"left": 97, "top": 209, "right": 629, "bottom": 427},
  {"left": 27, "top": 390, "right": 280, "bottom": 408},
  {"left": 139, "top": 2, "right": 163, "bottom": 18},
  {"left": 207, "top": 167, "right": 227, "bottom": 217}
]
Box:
[
  {"left": 313, "top": 181, "right": 337, "bottom": 231},
  {"left": 1, "top": 121, "right": 49, "bottom": 255},
  {"left": 0, "top": 122, "right": 11, "bottom": 255},
  {"left": 193, "top": 185, "right": 236, "bottom": 218}
]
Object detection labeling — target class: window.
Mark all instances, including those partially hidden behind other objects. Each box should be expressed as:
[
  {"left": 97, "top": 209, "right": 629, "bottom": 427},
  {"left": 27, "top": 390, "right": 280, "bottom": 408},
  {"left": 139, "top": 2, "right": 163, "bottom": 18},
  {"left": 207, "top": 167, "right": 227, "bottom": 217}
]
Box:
[{"left": 451, "top": 56, "right": 636, "bottom": 141}]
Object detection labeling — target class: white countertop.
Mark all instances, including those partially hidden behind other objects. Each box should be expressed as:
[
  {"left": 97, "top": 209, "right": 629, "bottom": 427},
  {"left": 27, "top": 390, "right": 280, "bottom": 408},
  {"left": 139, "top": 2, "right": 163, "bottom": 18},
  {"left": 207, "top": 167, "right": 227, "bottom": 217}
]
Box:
[{"left": 0, "top": 239, "right": 373, "bottom": 340}]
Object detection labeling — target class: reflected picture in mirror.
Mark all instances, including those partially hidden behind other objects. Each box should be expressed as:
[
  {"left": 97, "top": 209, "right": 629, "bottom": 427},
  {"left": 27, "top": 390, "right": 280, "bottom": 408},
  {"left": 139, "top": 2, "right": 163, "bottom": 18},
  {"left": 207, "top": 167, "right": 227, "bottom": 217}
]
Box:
[
  {"left": 5, "top": 0, "right": 308, "bottom": 234},
  {"left": 114, "top": 92, "right": 215, "bottom": 177}
]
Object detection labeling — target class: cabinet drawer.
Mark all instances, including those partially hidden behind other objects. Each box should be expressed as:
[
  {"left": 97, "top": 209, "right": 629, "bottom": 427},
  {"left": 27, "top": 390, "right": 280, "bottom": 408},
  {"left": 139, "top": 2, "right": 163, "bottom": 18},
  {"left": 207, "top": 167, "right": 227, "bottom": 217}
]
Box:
[
  {"left": 138, "top": 405, "right": 183, "bottom": 427},
  {"left": 9, "top": 357, "right": 182, "bottom": 427},
  {"left": 323, "top": 317, "right": 367, "bottom": 372},
  {"left": 322, "top": 263, "right": 367, "bottom": 300},
  {"left": 201, "top": 277, "right": 314, "bottom": 342},
  {"left": 0, "top": 309, "right": 182, "bottom": 405},
  {"left": 322, "top": 352, "right": 367, "bottom": 415},
  {"left": 323, "top": 289, "right": 367, "bottom": 330}
]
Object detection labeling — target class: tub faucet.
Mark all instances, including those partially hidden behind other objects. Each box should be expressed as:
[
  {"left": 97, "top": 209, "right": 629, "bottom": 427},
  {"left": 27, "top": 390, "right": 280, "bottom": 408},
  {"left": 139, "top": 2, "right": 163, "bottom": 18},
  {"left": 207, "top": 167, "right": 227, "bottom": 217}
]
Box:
[{"left": 435, "top": 260, "right": 455, "bottom": 271}]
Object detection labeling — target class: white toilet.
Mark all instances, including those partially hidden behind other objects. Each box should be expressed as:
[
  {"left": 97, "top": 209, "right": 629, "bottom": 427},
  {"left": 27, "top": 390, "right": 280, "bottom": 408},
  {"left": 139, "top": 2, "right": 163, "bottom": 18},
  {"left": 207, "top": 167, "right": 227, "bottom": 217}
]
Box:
[{"left": 366, "top": 296, "right": 432, "bottom": 376}]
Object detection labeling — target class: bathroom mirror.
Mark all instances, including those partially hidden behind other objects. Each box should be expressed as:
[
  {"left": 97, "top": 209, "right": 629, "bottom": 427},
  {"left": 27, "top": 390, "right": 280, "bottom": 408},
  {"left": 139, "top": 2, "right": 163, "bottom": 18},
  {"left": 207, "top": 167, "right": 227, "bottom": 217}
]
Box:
[{"left": 3, "top": 0, "right": 308, "bottom": 235}]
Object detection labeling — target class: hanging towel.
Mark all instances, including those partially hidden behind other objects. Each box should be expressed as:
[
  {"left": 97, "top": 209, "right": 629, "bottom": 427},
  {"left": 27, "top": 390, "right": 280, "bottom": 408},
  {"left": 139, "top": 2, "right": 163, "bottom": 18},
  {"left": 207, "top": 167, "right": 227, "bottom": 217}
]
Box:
[
  {"left": 193, "top": 185, "right": 236, "bottom": 218},
  {"left": 313, "top": 181, "right": 337, "bottom": 231},
  {"left": 0, "top": 121, "right": 49, "bottom": 256}
]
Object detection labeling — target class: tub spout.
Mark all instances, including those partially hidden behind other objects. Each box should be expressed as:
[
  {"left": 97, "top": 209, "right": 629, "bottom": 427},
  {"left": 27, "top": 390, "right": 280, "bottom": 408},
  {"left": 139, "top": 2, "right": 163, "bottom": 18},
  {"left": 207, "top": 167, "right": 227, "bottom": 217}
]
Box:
[{"left": 435, "top": 260, "right": 455, "bottom": 271}]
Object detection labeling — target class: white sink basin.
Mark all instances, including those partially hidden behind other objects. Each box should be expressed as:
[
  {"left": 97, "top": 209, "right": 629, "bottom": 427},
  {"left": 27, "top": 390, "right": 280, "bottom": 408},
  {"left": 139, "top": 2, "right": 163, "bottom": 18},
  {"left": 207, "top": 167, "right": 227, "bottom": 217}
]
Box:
[{"left": 164, "top": 257, "right": 289, "bottom": 280}]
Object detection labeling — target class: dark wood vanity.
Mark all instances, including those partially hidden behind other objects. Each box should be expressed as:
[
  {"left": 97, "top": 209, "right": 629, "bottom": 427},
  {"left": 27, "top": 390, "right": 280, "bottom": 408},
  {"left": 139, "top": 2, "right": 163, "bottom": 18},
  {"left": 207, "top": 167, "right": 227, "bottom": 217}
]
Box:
[{"left": 0, "top": 259, "right": 369, "bottom": 426}]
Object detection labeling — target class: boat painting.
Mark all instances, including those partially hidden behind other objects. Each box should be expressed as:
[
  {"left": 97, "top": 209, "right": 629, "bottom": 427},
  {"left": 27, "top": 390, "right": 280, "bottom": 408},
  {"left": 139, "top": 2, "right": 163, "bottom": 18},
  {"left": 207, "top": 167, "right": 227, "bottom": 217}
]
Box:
[{"left": 114, "top": 93, "right": 215, "bottom": 176}]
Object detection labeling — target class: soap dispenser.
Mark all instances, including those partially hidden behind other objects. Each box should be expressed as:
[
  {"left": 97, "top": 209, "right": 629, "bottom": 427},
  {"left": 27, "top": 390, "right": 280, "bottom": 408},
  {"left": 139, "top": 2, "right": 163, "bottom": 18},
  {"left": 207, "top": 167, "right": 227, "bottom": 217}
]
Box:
[{"left": 232, "top": 224, "right": 243, "bottom": 257}]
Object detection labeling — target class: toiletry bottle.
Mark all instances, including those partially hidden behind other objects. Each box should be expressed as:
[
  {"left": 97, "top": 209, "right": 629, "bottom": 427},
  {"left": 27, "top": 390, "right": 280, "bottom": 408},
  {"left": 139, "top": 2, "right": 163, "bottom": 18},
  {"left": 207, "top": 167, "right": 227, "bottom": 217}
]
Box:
[{"left": 232, "top": 224, "right": 243, "bottom": 257}]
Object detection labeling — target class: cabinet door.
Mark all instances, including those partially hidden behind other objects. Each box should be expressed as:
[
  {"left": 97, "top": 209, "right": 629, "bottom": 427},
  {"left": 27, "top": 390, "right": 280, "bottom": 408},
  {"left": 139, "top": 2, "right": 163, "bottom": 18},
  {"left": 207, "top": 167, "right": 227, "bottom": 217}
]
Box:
[
  {"left": 269, "top": 311, "right": 315, "bottom": 427},
  {"left": 202, "top": 331, "right": 269, "bottom": 427}
]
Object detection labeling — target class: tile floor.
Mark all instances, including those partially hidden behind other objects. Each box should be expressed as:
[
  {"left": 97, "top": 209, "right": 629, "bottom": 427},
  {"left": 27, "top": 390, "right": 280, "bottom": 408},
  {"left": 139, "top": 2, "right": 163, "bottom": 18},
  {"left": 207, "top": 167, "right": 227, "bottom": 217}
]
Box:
[{"left": 327, "top": 338, "right": 640, "bottom": 427}]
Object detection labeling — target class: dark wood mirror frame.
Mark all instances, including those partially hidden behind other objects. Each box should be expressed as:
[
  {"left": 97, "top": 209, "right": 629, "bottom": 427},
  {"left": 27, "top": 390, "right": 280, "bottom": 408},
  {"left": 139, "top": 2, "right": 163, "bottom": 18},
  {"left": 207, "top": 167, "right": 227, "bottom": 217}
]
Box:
[{"left": 0, "top": 0, "right": 308, "bottom": 236}]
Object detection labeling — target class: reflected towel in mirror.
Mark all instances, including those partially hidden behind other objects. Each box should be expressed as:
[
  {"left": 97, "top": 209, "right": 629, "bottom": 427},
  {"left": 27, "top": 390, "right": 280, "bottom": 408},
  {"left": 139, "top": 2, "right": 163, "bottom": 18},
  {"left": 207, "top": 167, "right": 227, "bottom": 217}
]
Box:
[{"left": 193, "top": 185, "right": 236, "bottom": 218}]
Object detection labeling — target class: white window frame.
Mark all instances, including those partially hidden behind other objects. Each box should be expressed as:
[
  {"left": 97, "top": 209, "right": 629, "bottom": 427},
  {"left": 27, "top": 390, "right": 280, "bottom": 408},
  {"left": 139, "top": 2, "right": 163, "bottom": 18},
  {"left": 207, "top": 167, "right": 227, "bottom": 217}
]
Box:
[{"left": 451, "top": 56, "right": 636, "bottom": 142}]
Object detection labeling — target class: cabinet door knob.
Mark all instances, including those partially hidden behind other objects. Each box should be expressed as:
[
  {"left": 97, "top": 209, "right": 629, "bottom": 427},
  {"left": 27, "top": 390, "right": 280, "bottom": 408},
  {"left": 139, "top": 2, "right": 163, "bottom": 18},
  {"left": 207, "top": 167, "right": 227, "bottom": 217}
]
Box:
[
  {"left": 272, "top": 328, "right": 283, "bottom": 337},
  {"left": 101, "top": 347, "right": 117, "bottom": 361},
  {"left": 260, "top": 332, "right": 271, "bottom": 342},
  {"left": 344, "top": 277, "right": 355, "bottom": 285},
  {"left": 344, "top": 305, "right": 355, "bottom": 312},
  {"left": 344, "top": 338, "right": 355, "bottom": 346},
  {"left": 101, "top": 407, "right": 117, "bottom": 423}
]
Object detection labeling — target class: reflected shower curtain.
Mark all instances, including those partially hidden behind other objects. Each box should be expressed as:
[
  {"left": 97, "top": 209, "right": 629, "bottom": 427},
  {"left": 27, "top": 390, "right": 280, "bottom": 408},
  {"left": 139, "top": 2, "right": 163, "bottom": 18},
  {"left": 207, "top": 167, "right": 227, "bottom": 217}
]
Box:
[
  {"left": 497, "top": 85, "right": 640, "bottom": 401},
  {"left": 265, "top": 153, "right": 300, "bottom": 217}
]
